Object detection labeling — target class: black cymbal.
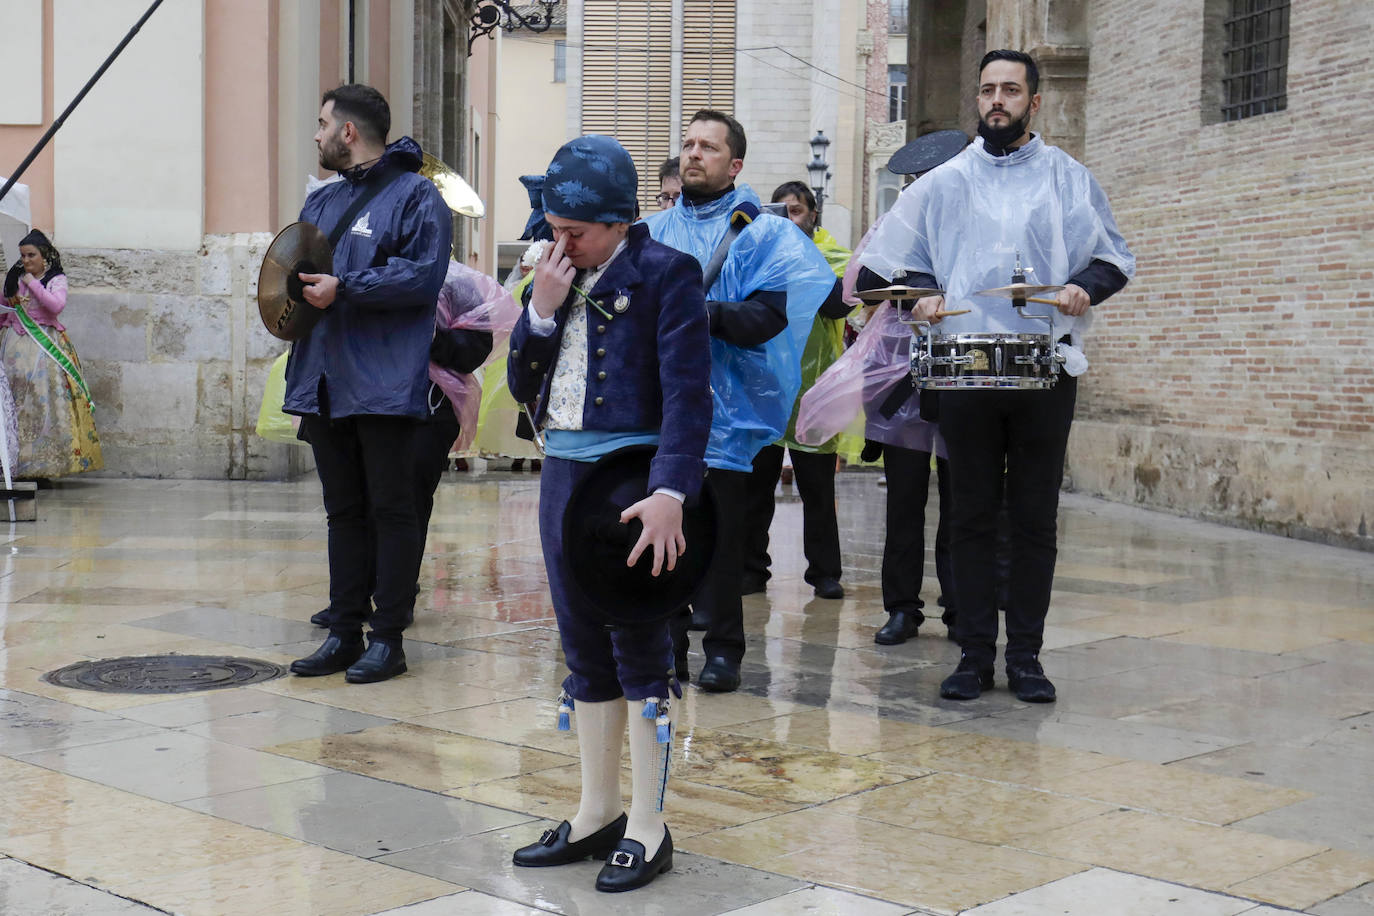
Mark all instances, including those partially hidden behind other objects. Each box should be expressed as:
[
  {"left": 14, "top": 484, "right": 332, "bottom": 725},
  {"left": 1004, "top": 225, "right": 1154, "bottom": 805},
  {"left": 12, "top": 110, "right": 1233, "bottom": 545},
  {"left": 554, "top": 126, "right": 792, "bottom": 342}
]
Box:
[
  {"left": 258, "top": 222, "right": 333, "bottom": 341},
  {"left": 886, "top": 129, "right": 970, "bottom": 176}
]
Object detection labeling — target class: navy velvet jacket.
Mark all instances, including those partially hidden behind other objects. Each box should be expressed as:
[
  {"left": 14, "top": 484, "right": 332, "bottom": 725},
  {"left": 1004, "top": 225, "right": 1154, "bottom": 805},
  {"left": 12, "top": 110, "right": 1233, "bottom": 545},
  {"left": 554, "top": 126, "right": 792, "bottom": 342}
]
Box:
[{"left": 507, "top": 223, "right": 712, "bottom": 498}]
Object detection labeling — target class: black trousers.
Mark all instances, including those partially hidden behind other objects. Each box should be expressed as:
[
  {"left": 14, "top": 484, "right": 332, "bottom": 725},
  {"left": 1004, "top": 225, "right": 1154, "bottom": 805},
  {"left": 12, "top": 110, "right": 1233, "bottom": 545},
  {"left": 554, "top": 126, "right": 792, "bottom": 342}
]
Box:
[
  {"left": 743, "top": 445, "right": 842, "bottom": 586},
  {"left": 881, "top": 446, "right": 954, "bottom": 623},
  {"left": 303, "top": 413, "right": 423, "bottom": 643},
  {"left": 672, "top": 467, "right": 748, "bottom": 665},
  {"left": 937, "top": 376, "right": 1076, "bottom": 666},
  {"left": 414, "top": 400, "right": 461, "bottom": 558}
]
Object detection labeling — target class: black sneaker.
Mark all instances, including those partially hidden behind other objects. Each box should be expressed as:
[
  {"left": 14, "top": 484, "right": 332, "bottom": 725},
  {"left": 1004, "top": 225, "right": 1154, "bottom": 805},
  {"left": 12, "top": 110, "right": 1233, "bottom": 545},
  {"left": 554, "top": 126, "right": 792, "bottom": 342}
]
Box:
[
  {"left": 939, "top": 654, "right": 994, "bottom": 700},
  {"left": 1006, "top": 657, "right": 1056, "bottom": 703}
]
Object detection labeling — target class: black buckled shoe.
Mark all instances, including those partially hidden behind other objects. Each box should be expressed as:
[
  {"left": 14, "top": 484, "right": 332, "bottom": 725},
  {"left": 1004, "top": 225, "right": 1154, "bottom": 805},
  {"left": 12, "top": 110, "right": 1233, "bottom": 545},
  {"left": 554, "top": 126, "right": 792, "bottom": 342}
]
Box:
[
  {"left": 812, "top": 578, "right": 845, "bottom": 600},
  {"left": 939, "top": 654, "right": 994, "bottom": 700},
  {"left": 344, "top": 640, "right": 407, "bottom": 684},
  {"left": 1007, "top": 657, "right": 1057, "bottom": 703},
  {"left": 874, "top": 610, "right": 922, "bottom": 645},
  {"left": 697, "top": 657, "right": 741, "bottom": 693},
  {"left": 513, "top": 814, "right": 627, "bottom": 867},
  {"left": 595, "top": 827, "right": 673, "bottom": 893},
  {"left": 290, "top": 634, "right": 364, "bottom": 677}
]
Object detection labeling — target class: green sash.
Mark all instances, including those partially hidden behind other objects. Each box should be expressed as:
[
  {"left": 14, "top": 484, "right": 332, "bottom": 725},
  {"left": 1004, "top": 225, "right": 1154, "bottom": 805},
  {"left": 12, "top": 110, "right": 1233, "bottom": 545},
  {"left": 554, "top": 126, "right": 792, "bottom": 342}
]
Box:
[{"left": 12, "top": 303, "right": 93, "bottom": 406}]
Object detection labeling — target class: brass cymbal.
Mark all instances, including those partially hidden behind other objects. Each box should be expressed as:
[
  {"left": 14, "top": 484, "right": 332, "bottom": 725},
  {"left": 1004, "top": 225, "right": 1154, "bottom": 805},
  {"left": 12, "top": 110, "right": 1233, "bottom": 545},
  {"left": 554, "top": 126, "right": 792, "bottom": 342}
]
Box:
[
  {"left": 258, "top": 221, "right": 333, "bottom": 341},
  {"left": 855, "top": 285, "right": 945, "bottom": 302},
  {"left": 976, "top": 282, "right": 1066, "bottom": 299},
  {"left": 421, "top": 152, "right": 485, "bottom": 218}
]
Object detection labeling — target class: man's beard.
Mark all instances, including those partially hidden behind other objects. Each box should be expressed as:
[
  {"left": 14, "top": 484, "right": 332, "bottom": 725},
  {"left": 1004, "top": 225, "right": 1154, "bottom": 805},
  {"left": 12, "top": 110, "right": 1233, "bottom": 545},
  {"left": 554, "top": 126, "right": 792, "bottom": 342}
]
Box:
[
  {"left": 318, "top": 134, "right": 349, "bottom": 171},
  {"left": 977, "top": 109, "right": 1031, "bottom": 151},
  {"left": 681, "top": 169, "right": 728, "bottom": 197}
]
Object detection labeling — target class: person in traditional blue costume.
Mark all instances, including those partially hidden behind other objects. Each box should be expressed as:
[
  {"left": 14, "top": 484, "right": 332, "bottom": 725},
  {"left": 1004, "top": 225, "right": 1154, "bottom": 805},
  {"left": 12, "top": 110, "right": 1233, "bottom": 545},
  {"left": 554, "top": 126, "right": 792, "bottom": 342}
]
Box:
[
  {"left": 858, "top": 51, "right": 1135, "bottom": 703},
  {"left": 644, "top": 109, "right": 838, "bottom": 692},
  {"left": 507, "top": 135, "right": 712, "bottom": 893}
]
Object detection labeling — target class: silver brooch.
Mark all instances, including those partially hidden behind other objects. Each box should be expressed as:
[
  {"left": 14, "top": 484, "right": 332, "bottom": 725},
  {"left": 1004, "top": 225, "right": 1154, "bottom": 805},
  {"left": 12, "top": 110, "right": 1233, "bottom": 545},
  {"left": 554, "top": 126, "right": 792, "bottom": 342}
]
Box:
[{"left": 613, "top": 293, "right": 630, "bottom": 313}]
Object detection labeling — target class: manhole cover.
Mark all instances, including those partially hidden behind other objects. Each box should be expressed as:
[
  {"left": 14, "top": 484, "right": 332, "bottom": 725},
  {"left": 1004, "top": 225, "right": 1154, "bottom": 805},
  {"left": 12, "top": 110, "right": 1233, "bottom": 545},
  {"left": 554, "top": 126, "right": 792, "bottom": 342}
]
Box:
[{"left": 43, "top": 655, "right": 286, "bottom": 693}]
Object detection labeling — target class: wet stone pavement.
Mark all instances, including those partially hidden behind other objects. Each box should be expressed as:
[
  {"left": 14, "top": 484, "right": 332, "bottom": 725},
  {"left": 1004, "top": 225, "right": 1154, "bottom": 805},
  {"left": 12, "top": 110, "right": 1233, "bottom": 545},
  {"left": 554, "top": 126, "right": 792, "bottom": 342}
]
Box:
[{"left": 0, "top": 470, "right": 1371, "bottom": 915}]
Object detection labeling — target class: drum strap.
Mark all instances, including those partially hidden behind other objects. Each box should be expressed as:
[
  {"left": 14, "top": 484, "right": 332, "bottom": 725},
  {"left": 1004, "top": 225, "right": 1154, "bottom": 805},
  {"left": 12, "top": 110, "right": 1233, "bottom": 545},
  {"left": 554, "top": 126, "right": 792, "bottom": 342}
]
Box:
[
  {"left": 700, "top": 202, "right": 760, "bottom": 292},
  {"left": 877, "top": 375, "right": 917, "bottom": 420},
  {"left": 326, "top": 165, "right": 404, "bottom": 248}
]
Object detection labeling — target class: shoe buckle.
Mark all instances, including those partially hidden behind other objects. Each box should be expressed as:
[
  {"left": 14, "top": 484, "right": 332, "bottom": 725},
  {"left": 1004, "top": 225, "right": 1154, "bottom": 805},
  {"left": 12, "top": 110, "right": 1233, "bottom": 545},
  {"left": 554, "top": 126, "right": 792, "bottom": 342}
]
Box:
[
  {"left": 537, "top": 829, "right": 557, "bottom": 846},
  {"left": 608, "top": 850, "right": 637, "bottom": 868}
]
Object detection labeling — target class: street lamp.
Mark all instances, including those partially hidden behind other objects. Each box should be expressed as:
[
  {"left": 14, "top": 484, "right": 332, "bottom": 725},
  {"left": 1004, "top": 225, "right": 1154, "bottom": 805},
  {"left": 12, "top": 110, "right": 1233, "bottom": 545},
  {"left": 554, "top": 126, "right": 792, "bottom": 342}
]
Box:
[
  {"left": 806, "top": 129, "right": 832, "bottom": 221},
  {"left": 469, "top": 0, "right": 560, "bottom": 49}
]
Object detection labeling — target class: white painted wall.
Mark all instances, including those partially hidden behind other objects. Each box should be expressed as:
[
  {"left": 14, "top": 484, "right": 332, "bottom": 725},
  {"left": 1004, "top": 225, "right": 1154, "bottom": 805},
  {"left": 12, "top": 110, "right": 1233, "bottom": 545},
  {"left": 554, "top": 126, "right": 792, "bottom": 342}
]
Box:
[
  {"left": 0, "top": 0, "right": 44, "bottom": 125},
  {"left": 53, "top": 0, "right": 205, "bottom": 249},
  {"left": 493, "top": 32, "right": 570, "bottom": 246}
]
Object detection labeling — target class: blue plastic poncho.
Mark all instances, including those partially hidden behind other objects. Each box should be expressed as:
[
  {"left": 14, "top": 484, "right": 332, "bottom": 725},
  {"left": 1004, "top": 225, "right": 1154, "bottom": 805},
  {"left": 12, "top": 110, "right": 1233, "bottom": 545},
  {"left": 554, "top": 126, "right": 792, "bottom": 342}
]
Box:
[
  {"left": 644, "top": 184, "right": 835, "bottom": 470},
  {"left": 858, "top": 135, "right": 1135, "bottom": 348}
]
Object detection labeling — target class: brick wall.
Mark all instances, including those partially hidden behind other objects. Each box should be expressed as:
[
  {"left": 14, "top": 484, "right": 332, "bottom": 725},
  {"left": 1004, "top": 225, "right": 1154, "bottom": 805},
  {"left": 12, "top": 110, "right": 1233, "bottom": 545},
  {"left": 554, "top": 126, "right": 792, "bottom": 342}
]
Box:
[{"left": 1068, "top": 0, "right": 1373, "bottom": 547}]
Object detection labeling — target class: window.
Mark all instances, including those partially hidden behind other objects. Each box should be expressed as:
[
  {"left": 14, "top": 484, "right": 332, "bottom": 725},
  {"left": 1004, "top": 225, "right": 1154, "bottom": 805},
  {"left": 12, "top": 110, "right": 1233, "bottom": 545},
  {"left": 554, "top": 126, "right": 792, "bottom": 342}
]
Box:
[
  {"left": 553, "top": 39, "right": 566, "bottom": 83},
  {"left": 875, "top": 169, "right": 903, "bottom": 220},
  {"left": 888, "top": 66, "right": 908, "bottom": 123},
  {"left": 1221, "top": 0, "right": 1289, "bottom": 121},
  {"left": 889, "top": 0, "right": 908, "bottom": 34}
]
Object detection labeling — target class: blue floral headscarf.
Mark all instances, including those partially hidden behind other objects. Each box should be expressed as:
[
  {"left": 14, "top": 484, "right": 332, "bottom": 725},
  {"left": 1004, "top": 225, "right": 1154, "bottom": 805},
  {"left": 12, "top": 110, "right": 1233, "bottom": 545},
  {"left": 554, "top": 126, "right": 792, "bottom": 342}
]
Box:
[{"left": 541, "top": 135, "right": 638, "bottom": 224}]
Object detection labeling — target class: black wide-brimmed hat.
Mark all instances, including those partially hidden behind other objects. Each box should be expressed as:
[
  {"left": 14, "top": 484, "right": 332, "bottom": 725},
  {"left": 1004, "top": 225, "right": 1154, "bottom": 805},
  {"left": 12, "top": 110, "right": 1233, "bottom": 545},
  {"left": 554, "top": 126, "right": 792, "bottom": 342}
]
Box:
[
  {"left": 886, "top": 129, "right": 970, "bottom": 176},
  {"left": 563, "top": 445, "right": 718, "bottom": 625}
]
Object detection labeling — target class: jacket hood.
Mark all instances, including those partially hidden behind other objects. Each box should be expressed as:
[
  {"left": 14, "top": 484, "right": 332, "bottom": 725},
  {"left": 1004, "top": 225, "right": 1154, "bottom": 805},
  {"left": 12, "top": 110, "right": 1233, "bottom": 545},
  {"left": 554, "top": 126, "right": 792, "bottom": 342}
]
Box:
[{"left": 344, "top": 136, "right": 424, "bottom": 182}]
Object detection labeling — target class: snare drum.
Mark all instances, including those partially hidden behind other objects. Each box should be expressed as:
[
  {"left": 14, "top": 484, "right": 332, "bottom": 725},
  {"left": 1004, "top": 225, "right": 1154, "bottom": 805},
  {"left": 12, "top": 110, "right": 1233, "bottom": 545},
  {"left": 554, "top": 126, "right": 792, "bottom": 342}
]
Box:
[{"left": 912, "top": 332, "right": 1061, "bottom": 390}]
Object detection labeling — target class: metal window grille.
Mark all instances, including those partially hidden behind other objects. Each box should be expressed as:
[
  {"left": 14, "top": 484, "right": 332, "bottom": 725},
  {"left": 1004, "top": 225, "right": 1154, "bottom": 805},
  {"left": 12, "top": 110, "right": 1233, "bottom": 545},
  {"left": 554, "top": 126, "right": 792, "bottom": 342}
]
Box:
[
  {"left": 1222, "top": 0, "right": 1289, "bottom": 121},
  {"left": 553, "top": 40, "right": 566, "bottom": 83}
]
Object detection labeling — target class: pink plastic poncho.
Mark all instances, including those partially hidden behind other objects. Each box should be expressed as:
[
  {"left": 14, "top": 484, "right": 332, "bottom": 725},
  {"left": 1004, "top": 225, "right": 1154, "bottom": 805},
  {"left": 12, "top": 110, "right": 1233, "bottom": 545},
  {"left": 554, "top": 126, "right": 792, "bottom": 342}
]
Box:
[
  {"left": 795, "top": 301, "right": 943, "bottom": 457},
  {"left": 429, "top": 261, "right": 521, "bottom": 452}
]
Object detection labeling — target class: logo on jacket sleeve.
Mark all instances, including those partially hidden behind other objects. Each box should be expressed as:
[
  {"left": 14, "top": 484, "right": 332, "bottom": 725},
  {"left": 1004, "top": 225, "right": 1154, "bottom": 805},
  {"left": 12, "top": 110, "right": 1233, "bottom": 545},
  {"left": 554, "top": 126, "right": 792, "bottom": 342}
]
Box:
[{"left": 350, "top": 212, "right": 374, "bottom": 238}]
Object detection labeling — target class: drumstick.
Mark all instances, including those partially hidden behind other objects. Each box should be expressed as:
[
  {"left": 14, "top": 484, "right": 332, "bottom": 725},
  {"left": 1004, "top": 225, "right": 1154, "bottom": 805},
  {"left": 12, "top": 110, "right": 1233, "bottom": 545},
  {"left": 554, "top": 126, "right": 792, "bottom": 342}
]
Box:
[
  {"left": 1018, "top": 297, "right": 1061, "bottom": 306},
  {"left": 932, "top": 309, "right": 971, "bottom": 318}
]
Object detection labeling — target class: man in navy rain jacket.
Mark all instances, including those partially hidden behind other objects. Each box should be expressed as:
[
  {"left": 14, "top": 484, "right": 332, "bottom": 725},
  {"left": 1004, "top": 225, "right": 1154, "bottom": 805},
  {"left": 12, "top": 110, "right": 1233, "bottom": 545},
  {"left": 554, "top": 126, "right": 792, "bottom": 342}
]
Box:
[{"left": 284, "top": 84, "right": 452, "bottom": 684}]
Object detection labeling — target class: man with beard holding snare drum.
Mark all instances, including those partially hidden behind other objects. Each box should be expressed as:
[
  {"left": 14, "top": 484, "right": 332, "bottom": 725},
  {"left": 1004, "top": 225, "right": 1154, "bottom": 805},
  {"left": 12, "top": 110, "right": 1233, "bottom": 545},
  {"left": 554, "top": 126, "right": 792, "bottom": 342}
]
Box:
[{"left": 858, "top": 50, "right": 1134, "bottom": 703}]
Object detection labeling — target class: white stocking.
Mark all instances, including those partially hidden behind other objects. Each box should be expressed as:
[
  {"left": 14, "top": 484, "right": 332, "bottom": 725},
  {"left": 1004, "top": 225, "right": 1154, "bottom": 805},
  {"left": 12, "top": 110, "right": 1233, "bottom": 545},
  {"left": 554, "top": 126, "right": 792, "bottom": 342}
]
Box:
[
  {"left": 566, "top": 697, "right": 627, "bottom": 842},
  {"left": 624, "top": 695, "right": 677, "bottom": 858}
]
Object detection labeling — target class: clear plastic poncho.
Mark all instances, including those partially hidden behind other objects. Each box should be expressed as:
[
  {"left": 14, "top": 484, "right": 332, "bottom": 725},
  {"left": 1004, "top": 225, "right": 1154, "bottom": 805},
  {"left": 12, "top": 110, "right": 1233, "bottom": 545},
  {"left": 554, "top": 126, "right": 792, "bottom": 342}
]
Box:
[
  {"left": 796, "top": 301, "right": 942, "bottom": 456},
  {"left": 429, "top": 260, "right": 521, "bottom": 452},
  {"left": 858, "top": 136, "right": 1135, "bottom": 346},
  {"left": 644, "top": 184, "right": 836, "bottom": 470}
]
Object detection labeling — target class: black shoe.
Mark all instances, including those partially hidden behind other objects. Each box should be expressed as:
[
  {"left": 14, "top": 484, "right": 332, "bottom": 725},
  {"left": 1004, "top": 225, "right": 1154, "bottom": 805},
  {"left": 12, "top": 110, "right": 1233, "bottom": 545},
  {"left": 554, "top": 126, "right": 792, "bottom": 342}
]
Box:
[
  {"left": 740, "top": 575, "right": 767, "bottom": 596},
  {"left": 344, "top": 640, "right": 408, "bottom": 684},
  {"left": 874, "top": 610, "right": 921, "bottom": 645},
  {"left": 812, "top": 578, "right": 845, "bottom": 600},
  {"left": 513, "top": 814, "right": 627, "bottom": 867},
  {"left": 309, "top": 607, "right": 332, "bottom": 628},
  {"left": 290, "top": 634, "right": 364, "bottom": 677},
  {"left": 697, "top": 657, "right": 740, "bottom": 693},
  {"left": 1007, "top": 657, "right": 1057, "bottom": 703},
  {"left": 939, "top": 655, "right": 994, "bottom": 700},
  {"left": 595, "top": 827, "right": 673, "bottom": 893},
  {"left": 687, "top": 607, "right": 709, "bottom": 631}
]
